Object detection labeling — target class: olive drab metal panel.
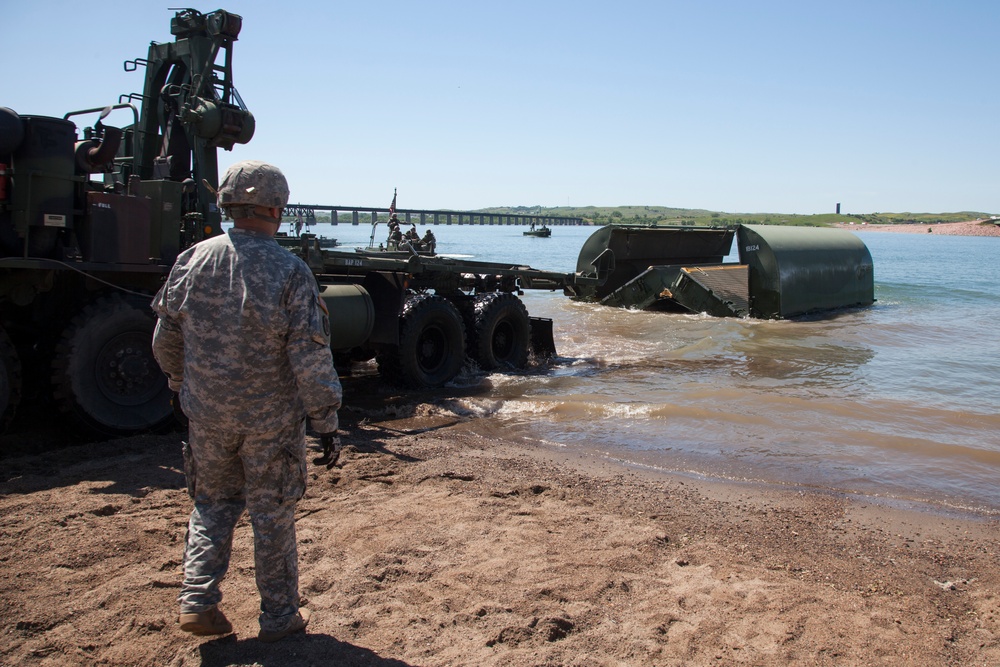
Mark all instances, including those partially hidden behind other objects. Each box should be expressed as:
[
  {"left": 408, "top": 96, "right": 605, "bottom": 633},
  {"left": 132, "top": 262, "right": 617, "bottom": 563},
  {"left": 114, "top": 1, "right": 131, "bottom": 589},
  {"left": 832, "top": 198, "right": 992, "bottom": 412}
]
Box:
[{"left": 737, "top": 224, "right": 874, "bottom": 318}]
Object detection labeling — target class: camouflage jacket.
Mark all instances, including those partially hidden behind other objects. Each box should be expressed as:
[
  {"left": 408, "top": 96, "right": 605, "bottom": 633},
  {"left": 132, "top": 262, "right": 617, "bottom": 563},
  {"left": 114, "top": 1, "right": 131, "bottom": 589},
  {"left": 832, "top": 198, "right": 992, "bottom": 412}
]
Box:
[{"left": 151, "top": 228, "right": 341, "bottom": 433}]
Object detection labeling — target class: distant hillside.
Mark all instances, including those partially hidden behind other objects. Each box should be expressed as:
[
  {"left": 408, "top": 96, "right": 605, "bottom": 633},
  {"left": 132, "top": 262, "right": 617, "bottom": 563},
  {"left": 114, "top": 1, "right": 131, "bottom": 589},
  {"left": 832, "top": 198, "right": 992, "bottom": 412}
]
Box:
[{"left": 476, "top": 206, "right": 994, "bottom": 228}]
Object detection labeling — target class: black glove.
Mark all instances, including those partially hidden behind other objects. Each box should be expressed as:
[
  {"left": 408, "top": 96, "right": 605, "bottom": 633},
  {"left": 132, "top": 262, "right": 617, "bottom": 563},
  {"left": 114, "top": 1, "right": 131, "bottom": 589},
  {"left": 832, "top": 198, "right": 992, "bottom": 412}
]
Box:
[
  {"left": 171, "top": 392, "right": 188, "bottom": 426},
  {"left": 313, "top": 433, "right": 342, "bottom": 468}
]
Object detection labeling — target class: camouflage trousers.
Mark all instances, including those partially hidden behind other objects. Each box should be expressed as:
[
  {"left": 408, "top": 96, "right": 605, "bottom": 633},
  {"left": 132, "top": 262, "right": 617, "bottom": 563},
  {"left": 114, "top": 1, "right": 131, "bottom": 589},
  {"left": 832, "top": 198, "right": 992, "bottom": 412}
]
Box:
[{"left": 178, "top": 418, "right": 307, "bottom": 633}]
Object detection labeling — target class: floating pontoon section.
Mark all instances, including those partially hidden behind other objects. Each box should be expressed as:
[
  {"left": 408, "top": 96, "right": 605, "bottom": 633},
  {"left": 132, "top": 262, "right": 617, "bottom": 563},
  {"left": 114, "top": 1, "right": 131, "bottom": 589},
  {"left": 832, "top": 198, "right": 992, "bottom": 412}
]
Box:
[
  {"left": 575, "top": 225, "right": 735, "bottom": 300},
  {"left": 736, "top": 224, "right": 874, "bottom": 318},
  {"left": 576, "top": 224, "right": 874, "bottom": 319}
]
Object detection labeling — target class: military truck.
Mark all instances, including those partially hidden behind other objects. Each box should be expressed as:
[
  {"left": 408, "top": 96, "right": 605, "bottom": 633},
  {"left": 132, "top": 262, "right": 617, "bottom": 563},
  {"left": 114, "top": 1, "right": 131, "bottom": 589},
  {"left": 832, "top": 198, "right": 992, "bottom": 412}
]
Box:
[
  {"left": 0, "top": 9, "right": 256, "bottom": 436},
  {"left": 0, "top": 9, "right": 602, "bottom": 438}
]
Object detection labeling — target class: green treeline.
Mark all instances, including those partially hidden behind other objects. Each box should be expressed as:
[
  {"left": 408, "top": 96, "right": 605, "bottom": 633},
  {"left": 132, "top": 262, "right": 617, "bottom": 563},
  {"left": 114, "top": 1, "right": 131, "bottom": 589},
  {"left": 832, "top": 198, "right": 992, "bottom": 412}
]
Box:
[{"left": 477, "top": 206, "right": 993, "bottom": 228}]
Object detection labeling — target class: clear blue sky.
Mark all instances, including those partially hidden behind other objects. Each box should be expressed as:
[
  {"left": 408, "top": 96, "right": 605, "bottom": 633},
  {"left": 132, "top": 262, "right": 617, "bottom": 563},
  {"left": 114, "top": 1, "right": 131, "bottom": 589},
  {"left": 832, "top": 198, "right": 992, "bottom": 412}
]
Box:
[{"left": 4, "top": 1, "right": 998, "bottom": 214}]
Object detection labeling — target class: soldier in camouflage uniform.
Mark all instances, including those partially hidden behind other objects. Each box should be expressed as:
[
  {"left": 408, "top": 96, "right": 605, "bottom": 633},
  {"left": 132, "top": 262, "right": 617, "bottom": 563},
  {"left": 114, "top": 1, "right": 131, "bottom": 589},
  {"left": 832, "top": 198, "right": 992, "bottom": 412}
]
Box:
[{"left": 151, "top": 160, "right": 342, "bottom": 643}]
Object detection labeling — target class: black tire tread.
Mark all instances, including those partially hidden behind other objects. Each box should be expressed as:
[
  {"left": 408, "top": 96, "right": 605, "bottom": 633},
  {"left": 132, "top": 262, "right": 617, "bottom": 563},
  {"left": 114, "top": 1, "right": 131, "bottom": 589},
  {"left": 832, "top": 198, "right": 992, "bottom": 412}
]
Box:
[
  {"left": 377, "top": 293, "right": 466, "bottom": 388},
  {"left": 470, "top": 292, "right": 531, "bottom": 370},
  {"left": 50, "top": 293, "right": 172, "bottom": 436}
]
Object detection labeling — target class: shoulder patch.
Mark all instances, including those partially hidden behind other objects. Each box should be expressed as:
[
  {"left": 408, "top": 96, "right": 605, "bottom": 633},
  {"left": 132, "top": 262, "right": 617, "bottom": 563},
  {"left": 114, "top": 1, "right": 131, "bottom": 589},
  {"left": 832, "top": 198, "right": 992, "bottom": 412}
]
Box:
[{"left": 316, "top": 294, "right": 331, "bottom": 342}]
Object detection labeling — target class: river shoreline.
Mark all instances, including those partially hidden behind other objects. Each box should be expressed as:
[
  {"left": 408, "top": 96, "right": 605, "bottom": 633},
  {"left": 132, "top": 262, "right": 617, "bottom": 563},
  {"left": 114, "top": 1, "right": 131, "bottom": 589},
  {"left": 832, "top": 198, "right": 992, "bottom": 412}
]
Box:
[{"left": 836, "top": 219, "right": 1000, "bottom": 237}]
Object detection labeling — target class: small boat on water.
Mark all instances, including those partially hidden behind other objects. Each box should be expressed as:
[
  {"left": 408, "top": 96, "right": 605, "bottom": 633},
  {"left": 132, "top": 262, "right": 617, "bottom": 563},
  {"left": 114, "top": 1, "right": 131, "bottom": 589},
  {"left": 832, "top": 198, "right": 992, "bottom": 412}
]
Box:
[
  {"left": 275, "top": 232, "right": 338, "bottom": 249},
  {"left": 523, "top": 225, "right": 551, "bottom": 237},
  {"left": 360, "top": 217, "right": 437, "bottom": 256},
  {"left": 354, "top": 242, "right": 434, "bottom": 258}
]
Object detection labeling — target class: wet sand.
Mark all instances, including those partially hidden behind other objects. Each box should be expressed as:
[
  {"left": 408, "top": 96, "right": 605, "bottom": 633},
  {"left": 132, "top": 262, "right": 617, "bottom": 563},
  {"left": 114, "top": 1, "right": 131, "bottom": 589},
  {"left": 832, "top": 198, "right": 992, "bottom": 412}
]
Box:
[{"left": 1, "top": 399, "right": 999, "bottom": 666}]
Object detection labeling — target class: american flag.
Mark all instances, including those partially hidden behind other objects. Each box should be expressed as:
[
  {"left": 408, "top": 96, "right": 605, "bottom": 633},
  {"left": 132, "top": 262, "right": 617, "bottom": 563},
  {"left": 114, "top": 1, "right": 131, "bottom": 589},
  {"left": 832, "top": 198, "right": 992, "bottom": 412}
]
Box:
[{"left": 388, "top": 188, "right": 397, "bottom": 216}]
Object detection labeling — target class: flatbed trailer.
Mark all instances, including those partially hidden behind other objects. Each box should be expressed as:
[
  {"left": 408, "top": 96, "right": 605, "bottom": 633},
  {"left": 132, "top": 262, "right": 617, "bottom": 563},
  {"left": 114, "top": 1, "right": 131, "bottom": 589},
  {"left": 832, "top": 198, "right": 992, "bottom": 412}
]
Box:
[{"left": 284, "top": 240, "right": 603, "bottom": 390}]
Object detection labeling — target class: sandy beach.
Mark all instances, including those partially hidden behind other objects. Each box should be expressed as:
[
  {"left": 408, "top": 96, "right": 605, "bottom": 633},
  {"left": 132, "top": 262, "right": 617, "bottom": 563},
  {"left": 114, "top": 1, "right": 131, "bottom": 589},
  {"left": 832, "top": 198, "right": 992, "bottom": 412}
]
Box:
[
  {"left": 835, "top": 219, "right": 1000, "bottom": 237},
  {"left": 2, "top": 391, "right": 999, "bottom": 667},
  {"left": 2, "top": 218, "right": 999, "bottom": 666}
]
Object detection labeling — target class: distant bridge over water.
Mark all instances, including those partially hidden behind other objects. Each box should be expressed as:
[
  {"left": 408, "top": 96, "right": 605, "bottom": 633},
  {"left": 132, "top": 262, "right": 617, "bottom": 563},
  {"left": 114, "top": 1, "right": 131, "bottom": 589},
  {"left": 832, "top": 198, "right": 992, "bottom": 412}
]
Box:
[{"left": 284, "top": 204, "right": 585, "bottom": 228}]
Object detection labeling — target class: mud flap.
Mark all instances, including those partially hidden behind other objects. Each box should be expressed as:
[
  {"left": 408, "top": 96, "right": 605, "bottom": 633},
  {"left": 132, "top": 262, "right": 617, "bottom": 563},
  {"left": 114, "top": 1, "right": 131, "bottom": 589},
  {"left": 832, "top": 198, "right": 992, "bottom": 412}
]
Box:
[{"left": 529, "top": 317, "right": 556, "bottom": 358}]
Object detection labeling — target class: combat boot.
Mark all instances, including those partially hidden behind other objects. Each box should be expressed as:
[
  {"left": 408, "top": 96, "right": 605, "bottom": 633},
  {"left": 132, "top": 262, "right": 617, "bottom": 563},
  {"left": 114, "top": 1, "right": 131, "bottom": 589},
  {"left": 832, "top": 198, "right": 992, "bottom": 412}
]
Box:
[
  {"left": 179, "top": 605, "right": 233, "bottom": 636},
  {"left": 258, "top": 607, "right": 310, "bottom": 643}
]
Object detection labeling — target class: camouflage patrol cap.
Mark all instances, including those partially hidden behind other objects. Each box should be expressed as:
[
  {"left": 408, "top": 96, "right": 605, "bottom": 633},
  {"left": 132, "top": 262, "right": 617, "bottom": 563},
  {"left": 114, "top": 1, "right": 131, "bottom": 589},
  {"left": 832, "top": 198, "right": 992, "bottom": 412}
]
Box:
[{"left": 218, "top": 160, "right": 290, "bottom": 210}]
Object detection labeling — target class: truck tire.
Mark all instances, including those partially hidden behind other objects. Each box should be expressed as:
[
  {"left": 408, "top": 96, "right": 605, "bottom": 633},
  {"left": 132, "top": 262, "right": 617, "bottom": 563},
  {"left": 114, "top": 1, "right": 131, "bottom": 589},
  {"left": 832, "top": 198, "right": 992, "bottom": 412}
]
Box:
[
  {"left": 0, "top": 326, "right": 22, "bottom": 433},
  {"left": 470, "top": 293, "right": 531, "bottom": 370},
  {"left": 378, "top": 294, "right": 466, "bottom": 388},
  {"left": 51, "top": 294, "right": 173, "bottom": 436}
]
